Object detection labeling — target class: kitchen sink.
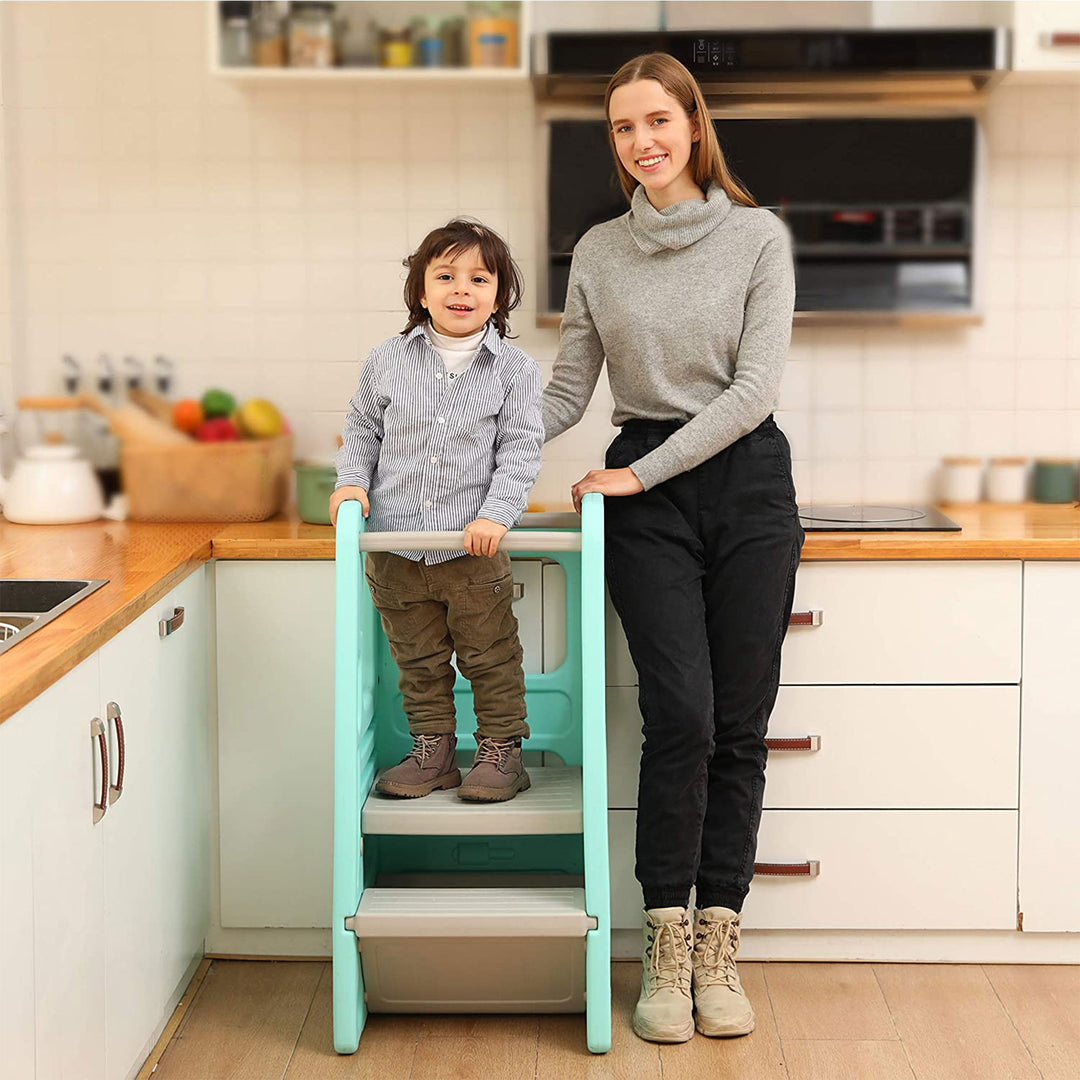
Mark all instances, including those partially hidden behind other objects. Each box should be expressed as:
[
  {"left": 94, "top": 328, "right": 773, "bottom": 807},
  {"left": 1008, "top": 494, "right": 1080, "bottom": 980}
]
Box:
[{"left": 0, "top": 578, "right": 109, "bottom": 655}]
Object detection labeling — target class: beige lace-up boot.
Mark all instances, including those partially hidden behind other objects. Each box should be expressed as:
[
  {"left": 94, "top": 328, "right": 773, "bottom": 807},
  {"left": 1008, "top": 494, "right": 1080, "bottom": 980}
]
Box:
[
  {"left": 632, "top": 907, "right": 695, "bottom": 1043},
  {"left": 691, "top": 906, "right": 755, "bottom": 1037}
]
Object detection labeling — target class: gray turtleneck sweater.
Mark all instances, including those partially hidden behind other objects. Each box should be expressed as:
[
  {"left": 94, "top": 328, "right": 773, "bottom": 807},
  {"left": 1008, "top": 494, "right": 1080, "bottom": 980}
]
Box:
[{"left": 542, "top": 183, "right": 796, "bottom": 491}]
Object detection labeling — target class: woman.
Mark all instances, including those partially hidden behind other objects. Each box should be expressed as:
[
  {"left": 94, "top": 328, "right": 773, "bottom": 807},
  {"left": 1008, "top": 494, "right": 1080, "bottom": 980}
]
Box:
[{"left": 542, "top": 53, "right": 803, "bottom": 1045}]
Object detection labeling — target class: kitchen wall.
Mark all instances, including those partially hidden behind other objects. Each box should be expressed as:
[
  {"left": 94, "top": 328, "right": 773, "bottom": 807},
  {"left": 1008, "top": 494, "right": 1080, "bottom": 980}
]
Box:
[{"left": 1, "top": 1, "right": 1079, "bottom": 506}]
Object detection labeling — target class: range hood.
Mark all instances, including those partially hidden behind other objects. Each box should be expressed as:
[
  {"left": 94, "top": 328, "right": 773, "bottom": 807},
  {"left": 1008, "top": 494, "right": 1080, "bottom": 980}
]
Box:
[{"left": 533, "top": 29, "right": 1009, "bottom": 105}]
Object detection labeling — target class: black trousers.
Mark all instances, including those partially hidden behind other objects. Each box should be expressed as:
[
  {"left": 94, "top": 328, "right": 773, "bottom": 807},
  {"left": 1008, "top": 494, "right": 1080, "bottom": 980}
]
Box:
[{"left": 605, "top": 416, "right": 804, "bottom": 913}]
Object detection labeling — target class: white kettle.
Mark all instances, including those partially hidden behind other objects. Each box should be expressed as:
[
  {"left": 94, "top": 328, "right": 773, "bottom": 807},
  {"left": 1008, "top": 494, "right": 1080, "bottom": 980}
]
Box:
[{"left": 0, "top": 443, "right": 107, "bottom": 524}]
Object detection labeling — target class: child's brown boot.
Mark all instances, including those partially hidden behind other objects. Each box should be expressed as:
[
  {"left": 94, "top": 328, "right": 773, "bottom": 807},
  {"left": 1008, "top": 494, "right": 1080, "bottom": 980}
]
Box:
[
  {"left": 374, "top": 733, "right": 460, "bottom": 797},
  {"left": 458, "top": 735, "right": 531, "bottom": 802}
]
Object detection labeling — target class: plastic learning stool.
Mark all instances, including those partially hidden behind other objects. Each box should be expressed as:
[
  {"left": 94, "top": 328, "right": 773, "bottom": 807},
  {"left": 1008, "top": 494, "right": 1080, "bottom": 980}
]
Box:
[{"left": 332, "top": 494, "right": 610, "bottom": 1054}]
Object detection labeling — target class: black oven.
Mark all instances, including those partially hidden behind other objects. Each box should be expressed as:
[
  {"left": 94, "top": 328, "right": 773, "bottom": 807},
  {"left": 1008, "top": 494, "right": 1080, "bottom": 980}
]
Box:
[{"left": 545, "top": 115, "right": 977, "bottom": 317}]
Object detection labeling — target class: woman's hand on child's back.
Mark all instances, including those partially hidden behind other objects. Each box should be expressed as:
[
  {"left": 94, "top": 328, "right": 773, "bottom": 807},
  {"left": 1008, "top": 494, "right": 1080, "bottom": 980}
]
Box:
[
  {"left": 329, "top": 486, "right": 369, "bottom": 526},
  {"left": 464, "top": 517, "right": 508, "bottom": 557}
]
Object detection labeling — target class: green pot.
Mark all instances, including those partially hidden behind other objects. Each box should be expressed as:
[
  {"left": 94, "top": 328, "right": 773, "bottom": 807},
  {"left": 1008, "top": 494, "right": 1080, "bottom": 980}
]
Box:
[{"left": 294, "top": 462, "right": 337, "bottom": 525}]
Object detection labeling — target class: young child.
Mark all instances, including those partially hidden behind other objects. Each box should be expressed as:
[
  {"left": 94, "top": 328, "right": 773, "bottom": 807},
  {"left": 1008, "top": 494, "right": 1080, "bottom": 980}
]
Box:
[{"left": 330, "top": 219, "right": 543, "bottom": 803}]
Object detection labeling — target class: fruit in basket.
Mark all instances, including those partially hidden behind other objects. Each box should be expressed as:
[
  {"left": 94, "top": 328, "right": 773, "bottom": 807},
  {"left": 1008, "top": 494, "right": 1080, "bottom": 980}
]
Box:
[
  {"left": 201, "top": 388, "right": 236, "bottom": 419},
  {"left": 172, "top": 398, "right": 204, "bottom": 435},
  {"left": 194, "top": 417, "right": 239, "bottom": 442},
  {"left": 236, "top": 398, "right": 284, "bottom": 439}
]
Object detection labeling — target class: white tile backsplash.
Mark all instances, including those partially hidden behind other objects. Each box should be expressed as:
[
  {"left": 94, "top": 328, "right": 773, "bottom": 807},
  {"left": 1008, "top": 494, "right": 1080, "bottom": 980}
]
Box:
[{"left": 3, "top": 3, "right": 1080, "bottom": 492}]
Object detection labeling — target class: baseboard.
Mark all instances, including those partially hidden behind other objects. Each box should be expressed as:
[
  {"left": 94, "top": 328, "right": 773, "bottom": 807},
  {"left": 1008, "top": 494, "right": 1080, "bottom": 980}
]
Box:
[{"left": 613, "top": 927, "right": 1080, "bottom": 962}]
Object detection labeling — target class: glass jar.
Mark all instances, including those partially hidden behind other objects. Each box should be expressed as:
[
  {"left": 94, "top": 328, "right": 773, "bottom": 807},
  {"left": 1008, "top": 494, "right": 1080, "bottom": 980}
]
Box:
[
  {"left": 413, "top": 16, "right": 444, "bottom": 67},
  {"left": 220, "top": 1, "right": 254, "bottom": 67},
  {"left": 251, "top": 1, "right": 286, "bottom": 67},
  {"left": 466, "top": 0, "right": 518, "bottom": 68},
  {"left": 289, "top": 1, "right": 335, "bottom": 68},
  {"left": 379, "top": 25, "right": 413, "bottom": 68}
]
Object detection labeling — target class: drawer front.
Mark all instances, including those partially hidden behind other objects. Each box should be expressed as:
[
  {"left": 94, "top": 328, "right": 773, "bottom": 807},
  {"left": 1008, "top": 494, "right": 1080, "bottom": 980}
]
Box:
[
  {"left": 609, "top": 809, "right": 1017, "bottom": 931},
  {"left": 782, "top": 561, "right": 1021, "bottom": 684},
  {"left": 607, "top": 685, "right": 1019, "bottom": 810}
]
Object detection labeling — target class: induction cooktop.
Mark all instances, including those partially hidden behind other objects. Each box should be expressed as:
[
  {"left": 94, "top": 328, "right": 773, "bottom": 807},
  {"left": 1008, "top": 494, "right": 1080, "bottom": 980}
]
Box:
[{"left": 798, "top": 504, "right": 961, "bottom": 532}]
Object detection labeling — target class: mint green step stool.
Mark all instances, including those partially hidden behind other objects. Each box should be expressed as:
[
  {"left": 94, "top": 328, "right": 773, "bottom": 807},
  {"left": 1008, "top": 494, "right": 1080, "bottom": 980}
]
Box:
[{"left": 332, "top": 494, "right": 610, "bottom": 1054}]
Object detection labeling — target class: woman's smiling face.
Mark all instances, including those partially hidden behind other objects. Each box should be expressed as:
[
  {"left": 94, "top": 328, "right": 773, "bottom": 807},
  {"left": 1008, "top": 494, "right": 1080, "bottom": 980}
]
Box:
[{"left": 609, "top": 78, "right": 702, "bottom": 208}]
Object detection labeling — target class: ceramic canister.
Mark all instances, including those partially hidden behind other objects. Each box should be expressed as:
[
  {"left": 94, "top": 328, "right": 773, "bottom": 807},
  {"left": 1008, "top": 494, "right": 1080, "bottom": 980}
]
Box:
[{"left": 1033, "top": 458, "right": 1078, "bottom": 504}]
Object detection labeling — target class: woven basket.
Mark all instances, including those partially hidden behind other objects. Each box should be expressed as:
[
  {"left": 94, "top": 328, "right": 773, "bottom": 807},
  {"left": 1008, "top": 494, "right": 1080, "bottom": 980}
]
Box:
[{"left": 121, "top": 434, "right": 293, "bottom": 522}]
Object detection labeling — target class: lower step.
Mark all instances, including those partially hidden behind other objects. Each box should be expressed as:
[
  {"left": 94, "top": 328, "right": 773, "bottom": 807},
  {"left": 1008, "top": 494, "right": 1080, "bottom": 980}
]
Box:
[
  {"left": 349, "top": 886, "right": 596, "bottom": 937},
  {"left": 349, "top": 887, "right": 595, "bottom": 1013}
]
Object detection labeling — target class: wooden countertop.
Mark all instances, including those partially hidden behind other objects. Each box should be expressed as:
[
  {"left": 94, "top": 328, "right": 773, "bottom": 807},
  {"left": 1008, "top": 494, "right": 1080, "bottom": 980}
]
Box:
[
  {"left": 0, "top": 519, "right": 219, "bottom": 723},
  {"left": 4, "top": 502, "right": 1080, "bottom": 724}
]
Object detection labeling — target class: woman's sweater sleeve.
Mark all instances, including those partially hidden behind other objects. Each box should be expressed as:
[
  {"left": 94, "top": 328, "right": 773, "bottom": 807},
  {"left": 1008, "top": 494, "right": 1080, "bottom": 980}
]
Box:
[
  {"left": 629, "top": 228, "right": 796, "bottom": 491},
  {"left": 541, "top": 247, "right": 606, "bottom": 444}
]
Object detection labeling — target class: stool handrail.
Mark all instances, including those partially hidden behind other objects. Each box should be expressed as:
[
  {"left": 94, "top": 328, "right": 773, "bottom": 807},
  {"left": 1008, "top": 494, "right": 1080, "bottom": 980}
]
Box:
[{"left": 356, "top": 528, "right": 582, "bottom": 553}]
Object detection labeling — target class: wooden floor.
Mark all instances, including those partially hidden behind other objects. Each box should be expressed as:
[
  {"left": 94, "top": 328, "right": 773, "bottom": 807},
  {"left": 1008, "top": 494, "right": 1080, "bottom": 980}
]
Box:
[{"left": 146, "top": 959, "right": 1080, "bottom": 1079}]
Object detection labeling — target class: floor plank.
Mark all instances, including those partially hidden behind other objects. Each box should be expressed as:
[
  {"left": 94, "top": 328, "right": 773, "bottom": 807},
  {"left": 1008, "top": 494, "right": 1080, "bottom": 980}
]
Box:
[
  {"left": 534, "top": 961, "right": 661, "bottom": 1080},
  {"left": 873, "top": 964, "right": 1041, "bottom": 1080},
  {"left": 153, "top": 960, "right": 323, "bottom": 1080},
  {"left": 783, "top": 1041, "right": 916, "bottom": 1080},
  {"left": 765, "top": 963, "right": 897, "bottom": 1041},
  {"left": 409, "top": 1035, "right": 538, "bottom": 1080},
  {"left": 284, "top": 964, "right": 417, "bottom": 1079},
  {"left": 658, "top": 963, "right": 788, "bottom": 1080},
  {"left": 984, "top": 964, "right": 1080, "bottom": 1080}
]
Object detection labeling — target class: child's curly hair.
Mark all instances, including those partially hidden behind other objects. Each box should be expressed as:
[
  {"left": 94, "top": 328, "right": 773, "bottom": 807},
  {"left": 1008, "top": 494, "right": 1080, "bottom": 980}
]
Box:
[{"left": 401, "top": 218, "right": 523, "bottom": 339}]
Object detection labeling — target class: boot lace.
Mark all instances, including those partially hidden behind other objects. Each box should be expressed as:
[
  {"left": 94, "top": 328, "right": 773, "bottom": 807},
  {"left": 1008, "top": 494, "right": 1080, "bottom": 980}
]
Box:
[
  {"left": 645, "top": 916, "right": 692, "bottom": 997},
  {"left": 473, "top": 736, "right": 515, "bottom": 768},
  {"left": 405, "top": 733, "right": 446, "bottom": 767},
  {"left": 694, "top": 912, "right": 741, "bottom": 990}
]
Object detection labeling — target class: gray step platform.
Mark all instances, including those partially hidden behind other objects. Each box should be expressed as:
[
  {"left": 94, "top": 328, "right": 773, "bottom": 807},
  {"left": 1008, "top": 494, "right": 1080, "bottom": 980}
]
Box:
[
  {"left": 362, "top": 765, "right": 583, "bottom": 835},
  {"left": 349, "top": 886, "right": 596, "bottom": 937}
]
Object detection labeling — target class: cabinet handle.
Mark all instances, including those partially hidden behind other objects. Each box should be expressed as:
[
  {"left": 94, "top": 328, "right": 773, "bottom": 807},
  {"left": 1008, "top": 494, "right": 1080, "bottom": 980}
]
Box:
[
  {"left": 765, "top": 736, "right": 821, "bottom": 752},
  {"left": 1042, "top": 32, "right": 1080, "bottom": 47},
  {"left": 107, "top": 701, "right": 125, "bottom": 805},
  {"left": 789, "top": 610, "right": 823, "bottom": 627},
  {"left": 755, "top": 861, "right": 820, "bottom": 877},
  {"left": 512, "top": 582, "right": 525, "bottom": 601},
  {"left": 91, "top": 718, "right": 109, "bottom": 824},
  {"left": 159, "top": 606, "right": 185, "bottom": 637}
]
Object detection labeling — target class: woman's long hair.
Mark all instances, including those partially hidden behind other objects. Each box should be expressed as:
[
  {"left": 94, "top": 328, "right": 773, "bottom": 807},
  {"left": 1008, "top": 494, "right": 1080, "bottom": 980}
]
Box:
[{"left": 604, "top": 52, "right": 757, "bottom": 208}]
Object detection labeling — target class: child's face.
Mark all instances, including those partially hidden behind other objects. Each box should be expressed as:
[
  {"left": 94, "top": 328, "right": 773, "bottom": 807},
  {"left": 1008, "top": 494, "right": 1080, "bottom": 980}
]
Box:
[{"left": 420, "top": 246, "right": 498, "bottom": 338}]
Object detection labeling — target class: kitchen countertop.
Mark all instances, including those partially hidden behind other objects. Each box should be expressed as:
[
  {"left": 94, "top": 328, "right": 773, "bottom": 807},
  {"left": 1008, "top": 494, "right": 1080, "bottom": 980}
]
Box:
[{"left": 5, "top": 501, "right": 1080, "bottom": 724}]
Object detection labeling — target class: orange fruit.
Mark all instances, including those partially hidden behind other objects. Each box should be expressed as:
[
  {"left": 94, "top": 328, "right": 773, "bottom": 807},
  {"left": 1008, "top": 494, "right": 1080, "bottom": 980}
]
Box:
[{"left": 172, "top": 398, "right": 204, "bottom": 435}]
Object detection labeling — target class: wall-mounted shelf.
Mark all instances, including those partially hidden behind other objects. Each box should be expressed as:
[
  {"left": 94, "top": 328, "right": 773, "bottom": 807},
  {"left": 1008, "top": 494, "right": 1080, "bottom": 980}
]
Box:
[{"left": 209, "top": 1, "right": 531, "bottom": 82}]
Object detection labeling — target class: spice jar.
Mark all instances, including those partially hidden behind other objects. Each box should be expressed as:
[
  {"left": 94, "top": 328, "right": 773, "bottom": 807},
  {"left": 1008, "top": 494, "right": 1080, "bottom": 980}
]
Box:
[
  {"left": 289, "top": 1, "right": 335, "bottom": 67},
  {"left": 413, "top": 16, "right": 444, "bottom": 66},
  {"left": 466, "top": 0, "right": 518, "bottom": 67},
  {"left": 379, "top": 25, "right": 413, "bottom": 67},
  {"left": 940, "top": 456, "right": 983, "bottom": 504},
  {"left": 220, "top": 1, "right": 254, "bottom": 67},
  {"left": 985, "top": 457, "right": 1028, "bottom": 504},
  {"left": 252, "top": 1, "right": 286, "bottom": 67}
]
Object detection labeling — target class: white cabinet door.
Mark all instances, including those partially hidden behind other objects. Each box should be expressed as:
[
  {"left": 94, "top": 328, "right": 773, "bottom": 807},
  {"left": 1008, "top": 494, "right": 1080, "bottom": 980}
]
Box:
[
  {"left": 609, "top": 808, "right": 1017, "bottom": 932},
  {"left": 28, "top": 657, "right": 108, "bottom": 1080},
  {"left": 98, "top": 567, "right": 211, "bottom": 1079},
  {"left": 153, "top": 568, "right": 211, "bottom": 1004},
  {"left": 782, "top": 561, "right": 1021, "bottom": 684},
  {"left": 1, "top": 706, "right": 40, "bottom": 1080},
  {"left": 606, "top": 684, "right": 1020, "bottom": 810},
  {"left": 1013, "top": 2, "right": 1080, "bottom": 70},
  {"left": 1020, "top": 562, "right": 1080, "bottom": 931},
  {"left": 99, "top": 597, "right": 168, "bottom": 1079},
  {"left": 217, "top": 560, "right": 336, "bottom": 929}
]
